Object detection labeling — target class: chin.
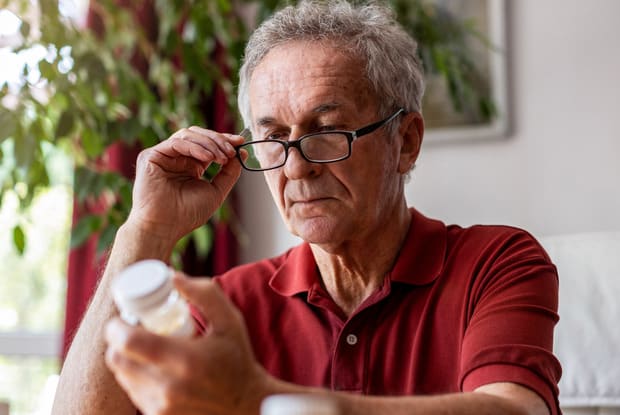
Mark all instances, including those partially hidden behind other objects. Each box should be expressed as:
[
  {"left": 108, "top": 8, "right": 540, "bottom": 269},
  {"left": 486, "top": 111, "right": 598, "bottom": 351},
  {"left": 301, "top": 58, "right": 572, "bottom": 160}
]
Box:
[{"left": 289, "top": 216, "right": 345, "bottom": 245}]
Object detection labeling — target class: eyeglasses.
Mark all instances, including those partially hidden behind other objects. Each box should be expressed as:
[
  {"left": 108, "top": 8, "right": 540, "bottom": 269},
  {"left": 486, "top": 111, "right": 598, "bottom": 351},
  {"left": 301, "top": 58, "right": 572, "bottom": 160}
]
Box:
[{"left": 235, "top": 108, "right": 404, "bottom": 172}]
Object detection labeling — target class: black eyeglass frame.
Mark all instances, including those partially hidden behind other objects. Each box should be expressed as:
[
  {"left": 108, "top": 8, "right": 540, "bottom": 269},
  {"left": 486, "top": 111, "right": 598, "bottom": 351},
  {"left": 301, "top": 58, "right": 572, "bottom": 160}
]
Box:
[{"left": 235, "top": 108, "right": 405, "bottom": 172}]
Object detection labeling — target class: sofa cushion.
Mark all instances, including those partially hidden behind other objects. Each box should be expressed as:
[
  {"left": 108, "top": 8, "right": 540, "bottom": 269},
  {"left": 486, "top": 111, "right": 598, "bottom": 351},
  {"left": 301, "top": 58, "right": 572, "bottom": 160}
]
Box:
[{"left": 539, "top": 232, "right": 620, "bottom": 408}]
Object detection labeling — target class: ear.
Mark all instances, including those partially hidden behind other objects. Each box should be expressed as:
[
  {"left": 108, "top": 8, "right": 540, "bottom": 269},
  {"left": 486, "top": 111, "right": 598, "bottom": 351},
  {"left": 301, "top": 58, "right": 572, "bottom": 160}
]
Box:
[{"left": 397, "top": 111, "right": 424, "bottom": 174}]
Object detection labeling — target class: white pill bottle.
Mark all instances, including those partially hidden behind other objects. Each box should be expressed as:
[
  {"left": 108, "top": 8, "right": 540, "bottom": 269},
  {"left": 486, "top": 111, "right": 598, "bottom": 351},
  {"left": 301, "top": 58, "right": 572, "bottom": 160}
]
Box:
[
  {"left": 111, "top": 259, "right": 194, "bottom": 337},
  {"left": 261, "top": 394, "right": 339, "bottom": 415}
]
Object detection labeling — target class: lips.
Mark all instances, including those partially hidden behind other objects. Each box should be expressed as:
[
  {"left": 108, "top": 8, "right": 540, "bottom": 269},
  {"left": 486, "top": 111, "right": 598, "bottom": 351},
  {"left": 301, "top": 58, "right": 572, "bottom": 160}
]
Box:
[
  {"left": 285, "top": 183, "right": 338, "bottom": 206},
  {"left": 290, "top": 197, "right": 330, "bottom": 205},
  {"left": 286, "top": 189, "right": 330, "bottom": 204},
  {"left": 287, "top": 195, "right": 336, "bottom": 210}
]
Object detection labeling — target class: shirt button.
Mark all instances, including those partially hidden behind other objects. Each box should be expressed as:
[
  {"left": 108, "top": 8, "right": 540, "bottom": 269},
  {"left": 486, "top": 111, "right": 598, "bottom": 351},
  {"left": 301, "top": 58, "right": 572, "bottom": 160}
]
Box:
[{"left": 346, "top": 334, "right": 358, "bottom": 345}]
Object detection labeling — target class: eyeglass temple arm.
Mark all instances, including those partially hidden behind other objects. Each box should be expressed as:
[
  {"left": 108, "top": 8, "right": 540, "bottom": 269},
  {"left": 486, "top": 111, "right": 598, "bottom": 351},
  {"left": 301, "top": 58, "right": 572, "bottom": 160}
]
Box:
[
  {"left": 355, "top": 108, "right": 405, "bottom": 137},
  {"left": 238, "top": 128, "right": 252, "bottom": 141}
]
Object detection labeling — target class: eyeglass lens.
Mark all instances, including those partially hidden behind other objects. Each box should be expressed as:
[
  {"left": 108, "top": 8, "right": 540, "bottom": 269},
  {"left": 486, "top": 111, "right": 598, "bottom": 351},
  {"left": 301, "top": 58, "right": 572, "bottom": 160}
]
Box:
[
  {"left": 236, "top": 108, "right": 403, "bottom": 171},
  {"left": 241, "top": 133, "right": 351, "bottom": 170}
]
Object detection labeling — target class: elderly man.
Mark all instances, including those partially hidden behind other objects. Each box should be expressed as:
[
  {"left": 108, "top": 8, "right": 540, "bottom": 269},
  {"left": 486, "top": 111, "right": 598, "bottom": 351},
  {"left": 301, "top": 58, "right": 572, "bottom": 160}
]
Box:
[{"left": 53, "top": 1, "right": 561, "bottom": 414}]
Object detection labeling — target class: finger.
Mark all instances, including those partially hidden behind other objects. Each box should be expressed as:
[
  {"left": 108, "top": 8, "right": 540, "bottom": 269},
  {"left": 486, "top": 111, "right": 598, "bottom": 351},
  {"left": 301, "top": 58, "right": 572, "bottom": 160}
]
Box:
[
  {"left": 167, "top": 135, "right": 228, "bottom": 165},
  {"left": 104, "top": 326, "right": 163, "bottom": 389},
  {"left": 239, "top": 147, "right": 249, "bottom": 162},
  {"left": 105, "top": 318, "right": 189, "bottom": 368},
  {"left": 209, "top": 155, "right": 243, "bottom": 200},
  {"left": 105, "top": 346, "right": 165, "bottom": 414},
  {"left": 172, "top": 128, "right": 239, "bottom": 161},
  {"left": 187, "top": 126, "right": 246, "bottom": 147},
  {"left": 172, "top": 273, "right": 240, "bottom": 335},
  {"left": 105, "top": 339, "right": 153, "bottom": 380}
]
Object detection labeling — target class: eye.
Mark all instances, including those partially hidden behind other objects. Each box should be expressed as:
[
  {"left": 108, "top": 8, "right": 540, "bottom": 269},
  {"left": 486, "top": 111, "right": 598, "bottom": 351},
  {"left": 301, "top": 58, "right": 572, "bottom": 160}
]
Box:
[
  {"left": 317, "top": 125, "right": 338, "bottom": 132},
  {"left": 263, "top": 132, "right": 288, "bottom": 140}
]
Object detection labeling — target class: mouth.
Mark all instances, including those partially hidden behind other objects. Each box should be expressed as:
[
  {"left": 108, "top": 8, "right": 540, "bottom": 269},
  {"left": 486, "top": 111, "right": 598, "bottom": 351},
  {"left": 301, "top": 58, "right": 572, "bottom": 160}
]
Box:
[
  {"left": 289, "top": 197, "right": 333, "bottom": 207},
  {"left": 293, "top": 196, "right": 331, "bottom": 203}
]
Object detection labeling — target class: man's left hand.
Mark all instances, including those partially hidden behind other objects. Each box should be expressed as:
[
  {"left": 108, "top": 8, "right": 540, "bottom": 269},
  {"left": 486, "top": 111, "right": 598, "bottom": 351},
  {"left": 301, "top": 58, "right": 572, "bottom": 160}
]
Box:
[{"left": 104, "top": 273, "right": 273, "bottom": 415}]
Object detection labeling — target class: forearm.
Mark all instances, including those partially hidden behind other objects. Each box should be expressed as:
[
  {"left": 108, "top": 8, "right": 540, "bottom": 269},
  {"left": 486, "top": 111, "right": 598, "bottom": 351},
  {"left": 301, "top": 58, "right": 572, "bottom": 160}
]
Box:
[
  {"left": 263, "top": 379, "right": 545, "bottom": 415},
  {"left": 336, "top": 392, "right": 531, "bottom": 415},
  {"left": 52, "top": 221, "right": 177, "bottom": 415}
]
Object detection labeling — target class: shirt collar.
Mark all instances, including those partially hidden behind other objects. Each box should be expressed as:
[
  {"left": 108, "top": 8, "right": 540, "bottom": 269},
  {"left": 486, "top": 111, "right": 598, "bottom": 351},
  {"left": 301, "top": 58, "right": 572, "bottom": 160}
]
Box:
[
  {"left": 269, "top": 208, "right": 447, "bottom": 296},
  {"left": 389, "top": 207, "right": 447, "bottom": 285},
  {"left": 269, "top": 242, "right": 319, "bottom": 296}
]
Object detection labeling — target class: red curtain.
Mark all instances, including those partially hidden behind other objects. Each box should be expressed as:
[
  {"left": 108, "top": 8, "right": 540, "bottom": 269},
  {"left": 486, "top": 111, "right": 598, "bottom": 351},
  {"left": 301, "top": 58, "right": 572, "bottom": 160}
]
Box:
[
  {"left": 62, "top": 143, "right": 140, "bottom": 357},
  {"left": 61, "top": 2, "right": 238, "bottom": 359}
]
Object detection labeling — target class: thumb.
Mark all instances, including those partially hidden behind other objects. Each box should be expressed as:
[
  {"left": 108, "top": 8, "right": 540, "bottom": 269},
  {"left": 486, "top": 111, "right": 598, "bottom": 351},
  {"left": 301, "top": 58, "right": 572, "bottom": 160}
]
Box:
[
  {"left": 173, "top": 272, "right": 238, "bottom": 335},
  {"left": 210, "top": 156, "right": 242, "bottom": 201}
]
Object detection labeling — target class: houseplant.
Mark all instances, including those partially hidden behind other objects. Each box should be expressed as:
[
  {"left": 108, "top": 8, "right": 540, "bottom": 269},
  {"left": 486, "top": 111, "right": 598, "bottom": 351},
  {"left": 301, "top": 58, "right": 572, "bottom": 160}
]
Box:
[{"left": 0, "top": 0, "right": 496, "bottom": 260}]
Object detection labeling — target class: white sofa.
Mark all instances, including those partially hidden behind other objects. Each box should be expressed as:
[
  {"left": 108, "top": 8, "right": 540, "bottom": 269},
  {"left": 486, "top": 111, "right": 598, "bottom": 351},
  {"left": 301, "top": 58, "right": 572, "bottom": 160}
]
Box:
[{"left": 539, "top": 232, "right": 620, "bottom": 415}]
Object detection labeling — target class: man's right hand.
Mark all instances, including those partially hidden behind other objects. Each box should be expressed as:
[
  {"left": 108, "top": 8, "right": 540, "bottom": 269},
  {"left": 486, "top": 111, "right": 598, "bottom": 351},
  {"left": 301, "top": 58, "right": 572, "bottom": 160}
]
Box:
[{"left": 127, "top": 127, "right": 246, "bottom": 243}]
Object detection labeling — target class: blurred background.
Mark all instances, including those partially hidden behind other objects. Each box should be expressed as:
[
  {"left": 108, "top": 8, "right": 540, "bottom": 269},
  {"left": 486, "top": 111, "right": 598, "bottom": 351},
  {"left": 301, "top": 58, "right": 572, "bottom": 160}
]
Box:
[
  {"left": 0, "top": 0, "right": 618, "bottom": 414},
  {"left": 238, "top": 1, "right": 620, "bottom": 263}
]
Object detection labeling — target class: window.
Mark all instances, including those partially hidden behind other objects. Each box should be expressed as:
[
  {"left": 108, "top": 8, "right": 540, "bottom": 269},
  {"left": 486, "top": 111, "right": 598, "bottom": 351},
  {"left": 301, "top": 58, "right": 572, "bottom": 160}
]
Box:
[
  {"left": 0, "top": 2, "right": 83, "bottom": 413},
  {"left": 0, "top": 145, "right": 72, "bottom": 414}
]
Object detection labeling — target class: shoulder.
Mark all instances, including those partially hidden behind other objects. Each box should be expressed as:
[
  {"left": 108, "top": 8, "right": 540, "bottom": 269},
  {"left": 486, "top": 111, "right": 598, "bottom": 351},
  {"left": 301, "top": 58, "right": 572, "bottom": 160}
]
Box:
[
  {"left": 439, "top": 223, "right": 558, "bottom": 303},
  {"left": 447, "top": 223, "right": 553, "bottom": 264}
]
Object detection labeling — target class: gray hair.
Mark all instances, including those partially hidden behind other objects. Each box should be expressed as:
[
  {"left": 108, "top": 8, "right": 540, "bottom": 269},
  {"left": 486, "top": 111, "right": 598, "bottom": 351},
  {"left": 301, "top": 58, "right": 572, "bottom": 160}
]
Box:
[{"left": 237, "top": 0, "right": 425, "bottom": 128}]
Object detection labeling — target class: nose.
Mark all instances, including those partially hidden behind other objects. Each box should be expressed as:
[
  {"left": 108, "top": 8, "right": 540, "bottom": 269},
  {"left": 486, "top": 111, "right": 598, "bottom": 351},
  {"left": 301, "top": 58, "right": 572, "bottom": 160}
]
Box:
[{"left": 283, "top": 145, "right": 321, "bottom": 179}]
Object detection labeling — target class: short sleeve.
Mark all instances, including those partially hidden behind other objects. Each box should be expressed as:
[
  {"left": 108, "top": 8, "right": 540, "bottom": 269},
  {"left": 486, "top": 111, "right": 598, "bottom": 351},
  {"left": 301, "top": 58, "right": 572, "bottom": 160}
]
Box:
[{"left": 459, "top": 229, "right": 562, "bottom": 415}]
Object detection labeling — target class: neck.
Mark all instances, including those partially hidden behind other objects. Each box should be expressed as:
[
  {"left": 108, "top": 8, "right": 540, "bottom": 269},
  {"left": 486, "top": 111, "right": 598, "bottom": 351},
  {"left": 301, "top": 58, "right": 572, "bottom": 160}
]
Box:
[{"left": 310, "top": 202, "right": 411, "bottom": 316}]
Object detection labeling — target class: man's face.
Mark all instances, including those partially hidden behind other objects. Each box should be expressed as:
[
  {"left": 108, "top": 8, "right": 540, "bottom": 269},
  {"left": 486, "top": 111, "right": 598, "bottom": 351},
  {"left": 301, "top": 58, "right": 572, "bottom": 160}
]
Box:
[{"left": 248, "top": 41, "right": 408, "bottom": 251}]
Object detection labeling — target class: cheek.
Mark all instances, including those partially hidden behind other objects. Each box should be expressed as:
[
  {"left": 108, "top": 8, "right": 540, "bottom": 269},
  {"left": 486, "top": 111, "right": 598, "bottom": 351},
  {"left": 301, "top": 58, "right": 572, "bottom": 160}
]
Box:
[
  {"left": 355, "top": 144, "right": 401, "bottom": 202},
  {"left": 263, "top": 171, "right": 286, "bottom": 210}
]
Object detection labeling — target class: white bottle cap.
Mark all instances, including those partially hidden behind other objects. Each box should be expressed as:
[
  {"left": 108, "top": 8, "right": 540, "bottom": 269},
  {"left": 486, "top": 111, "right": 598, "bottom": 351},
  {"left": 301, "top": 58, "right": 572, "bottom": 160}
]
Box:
[
  {"left": 260, "top": 394, "right": 338, "bottom": 415},
  {"left": 112, "top": 259, "right": 174, "bottom": 316}
]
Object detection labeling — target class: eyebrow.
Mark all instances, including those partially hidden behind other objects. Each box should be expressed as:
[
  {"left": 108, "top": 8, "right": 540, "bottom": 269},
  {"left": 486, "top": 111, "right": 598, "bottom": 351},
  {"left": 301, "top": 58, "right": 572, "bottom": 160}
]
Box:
[
  {"left": 312, "top": 102, "right": 341, "bottom": 113},
  {"left": 255, "top": 102, "right": 342, "bottom": 127},
  {"left": 256, "top": 117, "right": 276, "bottom": 127}
]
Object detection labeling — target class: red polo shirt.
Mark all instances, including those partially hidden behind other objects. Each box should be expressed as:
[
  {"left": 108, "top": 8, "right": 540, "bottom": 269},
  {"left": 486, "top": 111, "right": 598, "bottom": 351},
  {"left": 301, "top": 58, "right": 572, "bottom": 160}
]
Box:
[{"left": 197, "top": 209, "right": 562, "bottom": 414}]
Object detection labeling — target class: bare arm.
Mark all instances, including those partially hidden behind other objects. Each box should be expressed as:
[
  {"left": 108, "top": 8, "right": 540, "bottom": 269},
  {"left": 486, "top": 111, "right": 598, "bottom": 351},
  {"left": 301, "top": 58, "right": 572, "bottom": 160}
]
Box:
[
  {"left": 262, "top": 376, "right": 549, "bottom": 415},
  {"left": 328, "top": 382, "right": 549, "bottom": 415},
  {"left": 52, "top": 223, "right": 176, "bottom": 415},
  {"left": 52, "top": 127, "right": 245, "bottom": 414}
]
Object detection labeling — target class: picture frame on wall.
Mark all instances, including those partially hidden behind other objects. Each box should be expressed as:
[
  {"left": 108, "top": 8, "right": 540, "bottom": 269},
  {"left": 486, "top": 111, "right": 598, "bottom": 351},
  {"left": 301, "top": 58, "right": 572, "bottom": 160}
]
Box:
[{"left": 423, "top": 0, "right": 509, "bottom": 143}]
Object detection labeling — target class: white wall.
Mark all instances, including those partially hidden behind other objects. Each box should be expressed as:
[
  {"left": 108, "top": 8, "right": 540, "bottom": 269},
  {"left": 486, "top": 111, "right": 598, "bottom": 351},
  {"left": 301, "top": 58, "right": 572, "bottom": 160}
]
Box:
[{"left": 237, "top": 0, "right": 620, "bottom": 264}]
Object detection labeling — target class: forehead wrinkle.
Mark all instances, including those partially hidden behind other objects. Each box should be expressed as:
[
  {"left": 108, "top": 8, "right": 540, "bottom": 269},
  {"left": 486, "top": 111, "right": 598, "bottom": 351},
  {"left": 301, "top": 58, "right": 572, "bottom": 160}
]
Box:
[
  {"left": 249, "top": 42, "right": 374, "bottom": 130},
  {"left": 254, "top": 102, "right": 342, "bottom": 128},
  {"left": 256, "top": 117, "right": 276, "bottom": 127},
  {"left": 312, "top": 102, "right": 341, "bottom": 114}
]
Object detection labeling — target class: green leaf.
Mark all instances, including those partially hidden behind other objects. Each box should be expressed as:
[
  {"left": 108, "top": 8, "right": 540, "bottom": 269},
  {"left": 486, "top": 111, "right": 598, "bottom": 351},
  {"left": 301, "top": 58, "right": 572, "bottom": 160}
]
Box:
[
  {"left": 171, "top": 234, "right": 191, "bottom": 269},
  {"left": 203, "top": 163, "right": 221, "bottom": 181},
  {"left": 39, "top": 60, "right": 56, "bottom": 80},
  {"left": 81, "top": 128, "right": 104, "bottom": 158},
  {"left": 97, "top": 222, "right": 119, "bottom": 254},
  {"left": 20, "top": 20, "right": 31, "bottom": 38},
  {"left": 118, "top": 182, "right": 133, "bottom": 207},
  {"left": 13, "top": 225, "right": 26, "bottom": 255},
  {"left": 14, "top": 132, "right": 36, "bottom": 169},
  {"left": 192, "top": 225, "right": 213, "bottom": 259},
  {"left": 118, "top": 118, "right": 141, "bottom": 143},
  {"left": 80, "top": 52, "right": 107, "bottom": 81},
  {"left": 55, "top": 110, "right": 75, "bottom": 139},
  {"left": 26, "top": 159, "right": 50, "bottom": 188},
  {"left": 216, "top": 0, "right": 232, "bottom": 14},
  {"left": 70, "top": 214, "right": 103, "bottom": 249},
  {"left": 0, "top": 109, "right": 17, "bottom": 141},
  {"left": 102, "top": 171, "right": 128, "bottom": 193},
  {"left": 73, "top": 166, "right": 98, "bottom": 202}
]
